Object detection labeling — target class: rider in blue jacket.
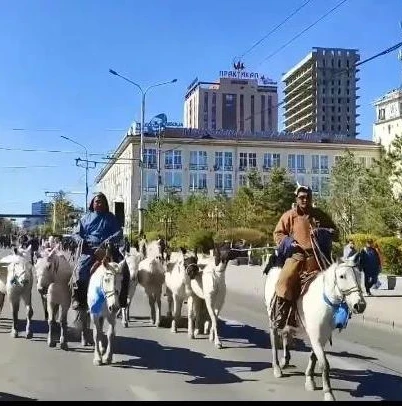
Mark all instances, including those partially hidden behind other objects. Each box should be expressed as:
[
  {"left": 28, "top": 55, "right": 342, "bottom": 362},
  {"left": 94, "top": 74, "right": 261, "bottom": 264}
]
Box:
[{"left": 71, "top": 192, "right": 126, "bottom": 310}]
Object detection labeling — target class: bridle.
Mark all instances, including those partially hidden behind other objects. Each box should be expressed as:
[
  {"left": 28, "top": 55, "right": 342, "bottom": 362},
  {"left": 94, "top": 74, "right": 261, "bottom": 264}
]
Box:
[{"left": 101, "top": 268, "right": 119, "bottom": 300}]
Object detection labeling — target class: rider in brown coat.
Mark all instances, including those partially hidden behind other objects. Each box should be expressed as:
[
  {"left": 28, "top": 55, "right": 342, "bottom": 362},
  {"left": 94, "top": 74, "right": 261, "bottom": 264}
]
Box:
[{"left": 271, "top": 184, "right": 338, "bottom": 329}]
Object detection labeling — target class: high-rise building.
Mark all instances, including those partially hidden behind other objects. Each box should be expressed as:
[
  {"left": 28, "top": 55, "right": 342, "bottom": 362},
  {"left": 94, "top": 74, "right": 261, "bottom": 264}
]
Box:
[
  {"left": 31, "top": 200, "right": 50, "bottom": 216},
  {"left": 184, "top": 74, "right": 278, "bottom": 133},
  {"left": 282, "top": 47, "right": 360, "bottom": 136},
  {"left": 373, "top": 87, "right": 402, "bottom": 151}
]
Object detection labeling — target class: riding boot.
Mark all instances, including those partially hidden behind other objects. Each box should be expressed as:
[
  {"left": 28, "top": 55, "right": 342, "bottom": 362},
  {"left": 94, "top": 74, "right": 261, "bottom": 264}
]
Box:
[
  {"left": 71, "top": 280, "right": 87, "bottom": 311},
  {"left": 271, "top": 295, "right": 292, "bottom": 330}
]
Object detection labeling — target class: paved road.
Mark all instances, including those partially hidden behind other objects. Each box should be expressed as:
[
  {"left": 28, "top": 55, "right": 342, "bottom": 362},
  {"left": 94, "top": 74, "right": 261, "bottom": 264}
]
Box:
[{"left": 0, "top": 249, "right": 401, "bottom": 401}]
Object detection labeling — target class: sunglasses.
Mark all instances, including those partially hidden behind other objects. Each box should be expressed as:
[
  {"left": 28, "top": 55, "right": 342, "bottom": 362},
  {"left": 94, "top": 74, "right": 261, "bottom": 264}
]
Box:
[{"left": 297, "top": 195, "right": 310, "bottom": 200}]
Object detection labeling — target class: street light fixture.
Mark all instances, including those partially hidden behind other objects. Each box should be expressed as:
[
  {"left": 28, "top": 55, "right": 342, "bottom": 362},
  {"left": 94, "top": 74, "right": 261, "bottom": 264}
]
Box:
[
  {"left": 60, "top": 136, "right": 89, "bottom": 212},
  {"left": 109, "top": 68, "right": 177, "bottom": 236}
]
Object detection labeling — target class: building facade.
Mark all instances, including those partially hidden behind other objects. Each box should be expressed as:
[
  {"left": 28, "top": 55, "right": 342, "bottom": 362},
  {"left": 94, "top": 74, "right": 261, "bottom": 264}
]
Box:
[
  {"left": 95, "top": 128, "right": 381, "bottom": 233},
  {"left": 184, "top": 77, "right": 278, "bottom": 133},
  {"left": 282, "top": 47, "right": 360, "bottom": 136},
  {"left": 31, "top": 200, "right": 51, "bottom": 216},
  {"left": 373, "top": 87, "right": 402, "bottom": 151}
]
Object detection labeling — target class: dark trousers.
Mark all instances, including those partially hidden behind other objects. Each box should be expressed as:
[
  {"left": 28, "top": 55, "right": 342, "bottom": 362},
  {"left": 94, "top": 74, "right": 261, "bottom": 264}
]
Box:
[{"left": 363, "top": 272, "right": 378, "bottom": 294}]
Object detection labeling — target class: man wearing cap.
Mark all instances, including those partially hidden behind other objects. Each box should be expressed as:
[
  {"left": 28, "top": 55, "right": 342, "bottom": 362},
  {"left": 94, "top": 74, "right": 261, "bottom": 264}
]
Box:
[{"left": 271, "top": 184, "right": 338, "bottom": 329}]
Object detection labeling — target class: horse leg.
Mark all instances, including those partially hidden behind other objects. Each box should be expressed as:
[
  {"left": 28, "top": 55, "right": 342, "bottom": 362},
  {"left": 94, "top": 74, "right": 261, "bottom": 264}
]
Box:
[
  {"left": 280, "top": 329, "right": 291, "bottom": 369},
  {"left": 305, "top": 351, "right": 317, "bottom": 391},
  {"left": 148, "top": 294, "right": 156, "bottom": 325},
  {"left": 171, "top": 294, "right": 181, "bottom": 333},
  {"left": 59, "top": 305, "right": 69, "bottom": 351},
  {"left": 310, "top": 340, "right": 335, "bottom": 401},
  {"left": 10, "top": 298, "right": 19, "bottom": 338},
  {"left": 187, "top": 295, "right": 195, "bottom": 339},
  {"left": 194, "top": 297, "right": 202, "bottom": 337},
  {"left": 121, "top": 305, "right": 128, "bottom": 328},
  {"left": 41, "top": 294, "right": 48, "bottom": 321},
  {"left": 23, "top": 290, "right": 33, "bottom": 339},
  {"left": 155, "top": 290, "right": 162, "bottom": 327},
  {"left": 166, "top": 288, "right": 173, "bottom": 319},
  {"left": 98, "top": 317, "right": 105, "bottom": 355},
  {"left": 80, "top": 310, "right": 93, "bottom": 347},
  {"left": 270, "top": 326, "right": 283, "bottom": 378},
  {"left": 103, "top": 313, "right": 116, "bottom": 365},
  {"left": 205, "top": 295, "right": 221, "bottom": 348},
  {"left": 0, "top": 292, "right": 5, "bottom": 316},
  {"left": 47, "top": 303, "right": 57, "bottom": 347},
  {"left": 92, "top": 316, "right": 103, "bottom": 366}
]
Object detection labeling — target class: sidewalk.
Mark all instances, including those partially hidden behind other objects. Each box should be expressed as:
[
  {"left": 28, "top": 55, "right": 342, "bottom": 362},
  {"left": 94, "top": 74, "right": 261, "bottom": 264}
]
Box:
[{"left": 225, "top": 263, "right": 402, "bottom": 332}]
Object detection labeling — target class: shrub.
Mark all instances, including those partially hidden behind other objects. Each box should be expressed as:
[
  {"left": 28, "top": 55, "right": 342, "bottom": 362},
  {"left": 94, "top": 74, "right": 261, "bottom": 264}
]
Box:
[
  {"left": 169, "top": 236, "right": 189, "bottom": 251},
  {"left": 346, "top": 233, "right": 379, "bottom": 250},
  {"left": 331, "top": 241, "right": 344, "bottom": 259},
  {"left": 375, "top": 237, "right": 402, "bottom": 276},
  {"left": 187, "top": 230, "right": 214, "bottom": 254},
  {"left": 214, "top": 227, "right": 267, "bottom": 247},
  {"left": 145, "top": 230, "right": 162, "bottom": 242}
]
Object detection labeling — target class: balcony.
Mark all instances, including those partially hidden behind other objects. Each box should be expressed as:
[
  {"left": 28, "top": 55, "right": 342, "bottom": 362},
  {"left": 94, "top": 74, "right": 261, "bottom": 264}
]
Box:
[
  {"left": 263, "top": 165, "right": 272, "bottom": 172},
  {"left": 144, "top": 163, "right": 157, "bottom": 169},
  {"left": 144, "top": 186, "right": 157, "bottom": 192},
  {"left": 189, "top": 186, "right": 207, "bottom": 192},
  {"left": 224, "top": 165, "right": 233, "bottom": 171},
  {"left": 164, "top": 186, "right": 182, "bottom": 192},
  {"left": 165, "top": 163, "right": 183, "bottom": 170},
  {"left": 189, "top": 164, "right": 208, "bottom": 171},
  {"left": 238, "top": 166, "right": 247, "bottom": 172}
]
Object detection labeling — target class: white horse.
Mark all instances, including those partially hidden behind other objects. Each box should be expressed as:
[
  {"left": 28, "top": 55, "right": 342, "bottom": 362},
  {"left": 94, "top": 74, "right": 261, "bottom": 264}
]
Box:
[
  {"left": 264, "top": 253, "right": 366, "bottom": 401},
  {"left": 35, "top": 246, "right": 73, "bottom": 350},
  {"left": 137, "top": 240, "right": 166, "bottom": 327},
  {"left": 0, "top": 246, "right": 34, "bottom": 339},
  {"left": 88, "top": 254, "right": 125, "bottom": 366},
  {"left": 165, "top": 248, "right": 202, "bottom": 334},
  {"left": 189, "top": 242, "right": 242, "bottom": 348},
  {"left": 121, "top": 248, "right": 142, "bottom": 327}
]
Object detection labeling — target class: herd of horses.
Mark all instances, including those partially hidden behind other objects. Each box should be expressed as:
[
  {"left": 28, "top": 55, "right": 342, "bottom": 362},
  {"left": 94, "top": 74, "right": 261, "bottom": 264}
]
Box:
[{"left": 0, "top": 238, "right": 367, "bottom": 401}]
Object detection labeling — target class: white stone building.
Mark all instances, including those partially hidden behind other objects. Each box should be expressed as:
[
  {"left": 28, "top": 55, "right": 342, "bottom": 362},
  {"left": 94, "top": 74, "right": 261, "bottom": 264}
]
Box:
[{"left": 95, "top": 128, "right": 381, "bottom": 234}]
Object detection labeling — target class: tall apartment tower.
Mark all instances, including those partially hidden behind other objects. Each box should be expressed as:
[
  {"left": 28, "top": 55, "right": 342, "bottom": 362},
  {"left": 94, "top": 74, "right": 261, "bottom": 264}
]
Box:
[
  {"left": 184, "top": 76, "right": 278, "bottom": 133},
  {"left": 282, "top": 47, "right": 360, "bottom": 137}
]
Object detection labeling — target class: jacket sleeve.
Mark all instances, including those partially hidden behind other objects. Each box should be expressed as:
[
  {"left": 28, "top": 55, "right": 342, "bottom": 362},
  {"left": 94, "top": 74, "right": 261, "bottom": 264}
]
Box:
[
  {"left": 104, "top": 214, "right": 123, "bottom": 245},
  {"left": 72, "top": 217, "right": 85, "bottom": 244},
  {"left": 273, "top": 212, "right": 291, "bottom": 247}
]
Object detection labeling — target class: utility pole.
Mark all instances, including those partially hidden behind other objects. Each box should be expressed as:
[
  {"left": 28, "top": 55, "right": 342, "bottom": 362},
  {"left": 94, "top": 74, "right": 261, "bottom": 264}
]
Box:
[{"left": 156, "top": 125, "right": 162, "bottom": 200}]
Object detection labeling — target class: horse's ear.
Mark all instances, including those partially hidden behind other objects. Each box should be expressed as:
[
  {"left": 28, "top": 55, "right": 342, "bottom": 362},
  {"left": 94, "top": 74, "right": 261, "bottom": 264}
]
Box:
[{"left": 180, "top": 247, "right": 187, "bottom": 255}]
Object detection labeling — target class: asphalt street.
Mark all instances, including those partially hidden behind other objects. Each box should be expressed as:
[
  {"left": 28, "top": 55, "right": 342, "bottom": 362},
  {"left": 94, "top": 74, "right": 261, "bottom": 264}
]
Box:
[{"left": 0, "top": 248, "right": 401, "bottom": 401}]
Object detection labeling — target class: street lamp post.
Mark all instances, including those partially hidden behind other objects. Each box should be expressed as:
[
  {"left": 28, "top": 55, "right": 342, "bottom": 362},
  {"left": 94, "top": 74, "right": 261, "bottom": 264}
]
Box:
[
  {"left": 109, "top": 69, "right": 177, "bottom": 236},
  {"left": 60, "top": 136, "right": 89, "bottom": 212}
]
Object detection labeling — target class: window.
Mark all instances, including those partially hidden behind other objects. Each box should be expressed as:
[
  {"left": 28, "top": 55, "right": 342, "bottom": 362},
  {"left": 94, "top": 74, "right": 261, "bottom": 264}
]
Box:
[
  {"left": 164, "top": 172, "right": 182, "bottom": 190},
  {"left": 143, "top": 172, "right": 157, "bottom": 191},
  {"left": 215, "top": 173, "right": 223, "bottom": 190},
  {"left": 239, "top": 152, "right": 247, "bottom": 169},
  {"left": 224, "top": 152, "right": 233, "bottom": 170},
  {"left": 165, "top": 150, "right": 182, "bottom": 169},
  {"left": 215, "top": 152, "right": 223, "bottom": 169},
  {"left": 320, "top": 155, "right": 329, "bottom": 173},
  {"left": 248, "top": 153, "right": 257, "bottom": 168},
  {"left": 334, "top": 155, "right": 342, "bottom": 165},
  {"left": 190, "top": 151, "right": 207, "bottom": 170},
  {"left": 312, "top": 176, "right": 320, "bottom": 193},
  {"left": 296, "top": 155, "right": 305, "bottom": 171},
  {"left": 288, "top": 154, "right": 296, "bottom": 171},
  {"left": 203, "top": 92, "right": 208, "bottom": 127},
  {"left": 239, "top": 174, "right": 247, "bottom": 186},
  {"left": 240, "top": 94, "right": 244, "bottom": 132},
  {"left": 359, "top": 157, "right": 367, "bottom": 167},
  {"left": 189, "top": 173, "right": 207, "bottom": 190},
  {"left": 144, "top": 148, "right": 157, "bottom": 169},
  {"left": 261, "top": 95, "right": 266, "bottom": 131},
  {"left": 224, "top": 173, "right": 233, "bottom": 190},
  {"left": 322, "top": 106, "right": 325, "bottom": 113}
]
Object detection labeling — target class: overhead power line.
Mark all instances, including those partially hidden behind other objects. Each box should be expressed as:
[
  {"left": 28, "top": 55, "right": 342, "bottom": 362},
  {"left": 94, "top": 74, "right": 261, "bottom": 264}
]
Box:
[
  {"left": 257, "top": 0, "right": 349, "bottom": 67},
  {"left": 240, "top": 0, "right": 314, "bottom": 58},
  {"left": 0, "top": 146, "right": 107, "bottom": 156}
]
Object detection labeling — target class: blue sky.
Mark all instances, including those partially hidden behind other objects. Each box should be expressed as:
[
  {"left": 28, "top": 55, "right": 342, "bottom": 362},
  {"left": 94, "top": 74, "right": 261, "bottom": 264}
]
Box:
[{"left": 0, "top": 0, "right": 401, "bottom": 214}]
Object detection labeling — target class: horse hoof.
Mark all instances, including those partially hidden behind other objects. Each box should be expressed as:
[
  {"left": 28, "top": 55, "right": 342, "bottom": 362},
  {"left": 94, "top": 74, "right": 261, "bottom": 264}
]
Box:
[
  {"left": 324, "top": 392, "right": 335, "bottom": 401},
  {"left": 48, "top": 341, "right": 56, "bottom": 348},
  {"left": 171, "top": 327, "right": 177, "bottom": 333},
  {"left": 60, "top": 342, "right": 69, "bottom": 351},
  {"left": 103, "top": 357, "right": 112, "bottom": 365},
  {"left": 123, "top": 321, "right": 128, "bottom": 328},
  {"left": 305, "top": 379, "right": 317, "bottom": 391},
  {"left": 215, "top": 342, "right": 223, "bottom": 349},
  {"left": 273, "top": 367, "right": 283, "bottom": 378},
  {"left": 93, "top": 359, "right": 102, "bottom": 366},
  {"left": 10, "top": 330, "right": 18, "bottom": 338},
  {"left": 26, "top": 331, "right": 33, "bottom": 340}
]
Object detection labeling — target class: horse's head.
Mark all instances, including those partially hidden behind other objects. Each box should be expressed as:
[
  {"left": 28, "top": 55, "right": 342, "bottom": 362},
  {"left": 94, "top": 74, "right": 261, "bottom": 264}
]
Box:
[
  {"left": 101, "top": 256, "right": 125, "bottom": 313},
  {"left": 179, "top": 247, "right": 199, "bottom": 279},
  {"left": 125, "top": 249, "right": 142, "bottom": 279},
  {"left": 7, "top": 251, "right": 33, "bottom": 288},
  {"left": 213, "top": 241, "right": 244, "bottom": 269},
  {"left": 35, "top": 249, "right": 56, "bottom": 295},
  {"left": 334, "top": 253, "right": 366, "bottom": 314}
]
